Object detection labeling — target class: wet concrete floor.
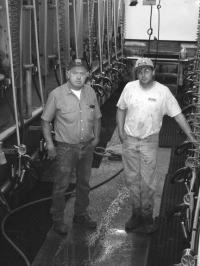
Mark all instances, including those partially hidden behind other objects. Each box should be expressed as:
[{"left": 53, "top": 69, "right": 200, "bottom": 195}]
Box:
[{"left": 32, "top": 130, "right": 171, "bottom": 266}]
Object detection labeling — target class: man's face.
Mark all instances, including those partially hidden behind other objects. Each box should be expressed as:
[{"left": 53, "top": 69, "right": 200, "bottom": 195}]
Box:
[
  {"left": 136, "top": 66, "right": 154, "bottom": 86},
  {"left": 68, "top": 66, "right": 88, "bottom": 89}
]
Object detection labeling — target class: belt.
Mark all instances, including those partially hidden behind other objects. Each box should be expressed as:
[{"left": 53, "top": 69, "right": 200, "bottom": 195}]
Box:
[{"left": 56, "top": 140, "right": 92, "bottom": 146}]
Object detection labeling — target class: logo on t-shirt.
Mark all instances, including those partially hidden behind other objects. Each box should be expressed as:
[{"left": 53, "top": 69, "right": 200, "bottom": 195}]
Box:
[{"left": 148, "top": 97, "right": 157, "bottom": 102}]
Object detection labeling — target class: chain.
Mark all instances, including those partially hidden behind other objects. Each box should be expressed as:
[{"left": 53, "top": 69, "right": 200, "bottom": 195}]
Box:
[
  {"left": 147, "top": 5, "right": 153, "bottom": 55},
  {"left": 154, "top": 0, "right": 161, "bottom": 68}
]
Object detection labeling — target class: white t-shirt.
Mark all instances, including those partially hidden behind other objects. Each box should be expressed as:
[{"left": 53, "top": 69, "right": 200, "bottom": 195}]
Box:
[
  {"left": 71, "top": 89, "right": 81, "bottom": 99},
  {"left": 117, "top": 80, "right": 181, "bottom": 139}
]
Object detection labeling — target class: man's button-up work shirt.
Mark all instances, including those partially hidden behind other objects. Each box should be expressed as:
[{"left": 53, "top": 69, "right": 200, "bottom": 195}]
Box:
[{"left": 41, "top": 82, "right": 102, "bottom": 144}]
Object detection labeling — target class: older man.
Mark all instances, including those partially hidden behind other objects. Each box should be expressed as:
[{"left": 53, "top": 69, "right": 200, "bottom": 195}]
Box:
[
  {"left": 41, "top": 58, "right": 102, "bottom": 235},
  {"left": 116, "top": 57, "right": 196, "bottom": 233}
]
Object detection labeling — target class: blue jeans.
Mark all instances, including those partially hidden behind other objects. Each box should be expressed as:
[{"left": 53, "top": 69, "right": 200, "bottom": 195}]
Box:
[
  {"left": 51, "top": 141, "right": 94, "bottom": 222},
  {"left": 122, "top": 134, "right": 159, "bottom": 217}
]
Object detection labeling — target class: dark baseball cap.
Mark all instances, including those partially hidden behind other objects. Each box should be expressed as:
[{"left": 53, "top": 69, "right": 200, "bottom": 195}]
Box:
[{"left": 67, "top": 58, "right": 89, "bottom": 71}]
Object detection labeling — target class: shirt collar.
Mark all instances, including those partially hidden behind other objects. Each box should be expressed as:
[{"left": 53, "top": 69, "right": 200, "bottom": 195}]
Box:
[{"left": 65, "top": 81, "right": 85, "bottom": 94}]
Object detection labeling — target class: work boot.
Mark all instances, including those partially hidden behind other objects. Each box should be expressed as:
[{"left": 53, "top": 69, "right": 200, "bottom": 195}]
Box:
[
  {"left": 53, "top": 221, "right": 68, "bottom": 235},
  {"left": 125, "top": 214, "right": 142, "bottom": 232},
  {"left": 143, "top": 215, "right": 159, "bottom": 234},
  {"left": 73, "top": 214, "right": 97, "bottom": 229}
]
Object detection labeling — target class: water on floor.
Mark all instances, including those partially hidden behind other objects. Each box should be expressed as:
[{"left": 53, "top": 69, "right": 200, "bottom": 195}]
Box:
[{"left": 32, "top": 135, "right": 171, "bottom": 266}]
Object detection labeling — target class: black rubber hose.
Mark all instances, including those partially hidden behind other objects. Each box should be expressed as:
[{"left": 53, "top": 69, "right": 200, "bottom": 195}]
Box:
[{"left": 1, "top": 166, "right": 124, "bottom": 266}]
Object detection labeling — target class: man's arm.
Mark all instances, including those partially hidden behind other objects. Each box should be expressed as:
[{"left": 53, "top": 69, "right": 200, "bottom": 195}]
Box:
[
  {"left": 174, "top": 113, "right": 197, "bottom": 143},
  {"left": 116, "top": 108, "right": 127, "bottom": 143},
  {"left": 41, "top": 119, "right": 57, "bottom": 159},
  {"left": 91, "top": 118, "right": 101, "bottom": 147}
]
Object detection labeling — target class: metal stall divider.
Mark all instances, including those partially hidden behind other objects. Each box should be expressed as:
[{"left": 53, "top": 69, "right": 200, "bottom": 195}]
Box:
[
  {"left": 169, "top": 3, "right": 200, "bottom": 263},
  {"left": 0, "top": 0, "right": 43, "bottom": 211}
]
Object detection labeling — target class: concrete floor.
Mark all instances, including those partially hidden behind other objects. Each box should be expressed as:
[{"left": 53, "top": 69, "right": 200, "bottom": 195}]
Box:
[{"left": 32, "top": 129, "right": 171, "bottom": 266}]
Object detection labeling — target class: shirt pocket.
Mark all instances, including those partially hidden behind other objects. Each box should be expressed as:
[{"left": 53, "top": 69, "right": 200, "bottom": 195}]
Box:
[
  {"left": 85, "top": 104, "right": 95, "bottom": 121},
  {"left": 59, "top": 106, "right": 77, "bottom": 123}
]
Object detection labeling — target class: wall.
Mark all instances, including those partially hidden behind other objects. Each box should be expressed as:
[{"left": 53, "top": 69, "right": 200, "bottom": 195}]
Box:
[{"left": 125, "top": 0, "right": 199, "bottom": 41}]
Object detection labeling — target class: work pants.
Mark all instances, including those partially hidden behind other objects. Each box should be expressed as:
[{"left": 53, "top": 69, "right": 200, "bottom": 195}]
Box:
[
  {"left": 51, "top": 141, "right": 94, "bottom": 222},
  {"left": 122, "top": 133, "right": 159, "bottom": 218}
]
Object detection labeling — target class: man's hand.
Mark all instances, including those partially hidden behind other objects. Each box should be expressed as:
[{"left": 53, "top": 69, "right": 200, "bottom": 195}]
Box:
[
  {"left": 46, "top": 143, "right": 57, "bottom": 160},
  {"left": 116, "top": 108, "right": 127, "bottom": 143},
  {"left": 91, "top": 138, "right": 99, "bottom": 147}
]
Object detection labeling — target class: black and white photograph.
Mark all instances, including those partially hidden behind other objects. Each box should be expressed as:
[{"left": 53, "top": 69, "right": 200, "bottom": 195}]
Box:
[{"left": 0, "top": 0, "right": 199, "bottom": 265}]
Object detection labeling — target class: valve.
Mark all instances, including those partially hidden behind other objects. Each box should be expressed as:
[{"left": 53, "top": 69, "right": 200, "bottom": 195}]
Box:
[{"left": 13, "top": 144, "right": 27, "bottom": 156}]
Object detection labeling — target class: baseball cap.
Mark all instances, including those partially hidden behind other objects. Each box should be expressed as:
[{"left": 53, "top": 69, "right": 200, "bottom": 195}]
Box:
[
  {"left": 68, "top": 58, "right": 89, "bottom": 71},
  {"left": 135, "top": 57, "right": 154, "bottom": 69}
]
